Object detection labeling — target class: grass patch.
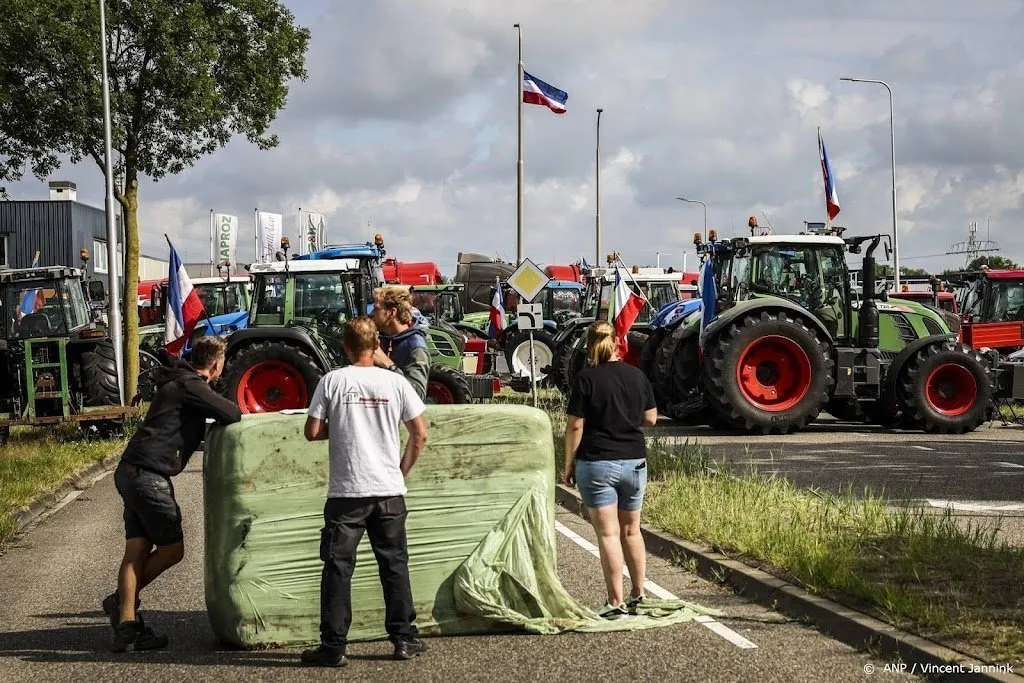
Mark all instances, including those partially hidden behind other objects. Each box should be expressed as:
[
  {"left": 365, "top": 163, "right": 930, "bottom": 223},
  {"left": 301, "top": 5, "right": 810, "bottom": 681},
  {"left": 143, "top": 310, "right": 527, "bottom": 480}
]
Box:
[
  {"left": 0, "top": 424, "right": 128, "bottom": 544},
  {"left": 499, "top": 389, "right": 1024, "bottom": 665}
]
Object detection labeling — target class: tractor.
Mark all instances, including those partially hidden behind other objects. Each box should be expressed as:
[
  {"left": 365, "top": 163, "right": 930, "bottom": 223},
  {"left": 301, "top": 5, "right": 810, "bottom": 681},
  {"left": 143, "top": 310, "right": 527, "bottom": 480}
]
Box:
[
  {"left": 547, "top": 264, "right": 684, "bottom": 393},
  {"left": 638, "top": 228, "right": 1015, "bottom": 434},
  {"left": 139, "top": 274, "right": 253, "bottom": 358},
  {"left": 956, "top": 268, "right": 1024, "bottom": 357},
  {"left": 219, "top": 237, "right": 494, "bottom": 413},
  {"left": 0, "top": 266, "right": 159, "bottom": 443}
]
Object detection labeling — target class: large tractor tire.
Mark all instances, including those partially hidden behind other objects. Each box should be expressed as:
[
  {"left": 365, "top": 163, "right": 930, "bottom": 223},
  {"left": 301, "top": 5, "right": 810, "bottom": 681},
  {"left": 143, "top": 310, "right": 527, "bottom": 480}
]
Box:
[
  {"left": 221, "top": 342, "right": 324, "bottom": 414},
  {"left": 504, "top": 329, "right": 557, "bottom": 386},
  {"left": 703, "top": 311, "right": 834, "bottom": 435},
  {"left": 896, "top": 340, "right": 993, "bottom": 434},
  {"left": 546, "top": 341, "right": 573, "bottom": 394},
  {"left": 135, "top": 350, "right": 162, "bottom": 404},
  {"left": 426, "top": 364, "right": 473, "bottom": 404},
  {"left": 639, "top": 328, "right": 667, "bottom": 379},
  {"left": 645, "top": 323, "right": 703, "bottom": 422},
  {"left": 80, "top": 343, "right": 162, "bottom": 438}
]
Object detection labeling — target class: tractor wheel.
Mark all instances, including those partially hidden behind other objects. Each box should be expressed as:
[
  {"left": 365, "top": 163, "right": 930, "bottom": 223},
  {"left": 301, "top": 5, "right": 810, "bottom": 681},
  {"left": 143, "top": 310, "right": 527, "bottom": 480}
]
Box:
[
  {"left": 896, "top": 340, "right": 993, "bottom": 434},
  {"left": 221, "top": 342, "right": 324, "bottom": 414},
  {"left": 639, "top": 328, "right": 666, "bottom": 379},
  {"left": 703, "top": 311, "right": 833, "bottom": 435},
  {"left": 135, "top": 350, "right": 162, "bottom": 404},
  {"left": 826, "top": 398, "right": 861, "bottom": 422},
  {"left": 565, "top": 334, "right": 588, "bottom": 392},
  {"left": 647, "top": 324, "right": 704, "bottom": 422},
  {"left": 546, "top": 341, "right": 573, "bottom": 394},
  {"left": 504, "top": 330, "right": 557, "bottom": 386},
  {"left": 81, "top": 340, "right": 121, "bottom": 407},
  {"left": 426, "top": 364, "right": 473, "bottom": 404}
]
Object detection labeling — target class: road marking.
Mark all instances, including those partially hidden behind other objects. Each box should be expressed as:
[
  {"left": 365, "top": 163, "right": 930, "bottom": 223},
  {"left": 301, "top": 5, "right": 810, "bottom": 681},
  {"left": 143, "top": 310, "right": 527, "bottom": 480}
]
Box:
[
  {"left": 925, "top": 499, "right": 1024, "bottom": 513},
  {"left": 910, "top": 445, "right": 934, "bottom": 451},
  {"left": 994, "top": 462, "right": 1024, "bottom": 469},
  {"left": 554, "top": 521, "right": 757, "bottom": 649}
]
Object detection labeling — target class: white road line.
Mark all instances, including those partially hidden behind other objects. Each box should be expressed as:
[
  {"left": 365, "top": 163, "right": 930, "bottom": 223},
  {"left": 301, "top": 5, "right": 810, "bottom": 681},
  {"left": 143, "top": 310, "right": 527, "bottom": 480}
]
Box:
[
  {"left": 994, "top": 462, "right": 1024, "bottom": 469},
  {"left": 925, "top": 499, "right": 1024, "bottom": 513},
  {"left": 554, "top": 521, "right": 758, "bottom": 649},
  {"left": 910, "top": 445, "right": 935, "bottom": 451}
]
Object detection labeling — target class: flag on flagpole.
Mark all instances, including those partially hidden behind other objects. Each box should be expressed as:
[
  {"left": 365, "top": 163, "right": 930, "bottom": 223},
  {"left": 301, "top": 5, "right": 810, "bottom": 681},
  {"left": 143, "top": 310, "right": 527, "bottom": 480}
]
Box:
[
  {"left": 818, "top": 127, "right": 840, "bottom": 221},
  {"left": 522, "top": 70, "right": 568, "bottom": 114},
  {"left": 489, "top": 277, "right": 507, "bottom": 340},
  {"left": 612, "top": 268, "right": 645, "bottom": 358},
  {"left": 697, "top": 249, "right": 718, "bottom": 349},
  {"left": 165, "top": 239, "right": 206, "bottom": 356}
]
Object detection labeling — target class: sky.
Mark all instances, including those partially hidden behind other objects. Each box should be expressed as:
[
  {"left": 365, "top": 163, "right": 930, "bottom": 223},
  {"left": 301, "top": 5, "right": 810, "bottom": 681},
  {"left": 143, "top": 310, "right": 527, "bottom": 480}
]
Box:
[{"left": 6, "top": 0, "right": 1024, "bottom": 277}]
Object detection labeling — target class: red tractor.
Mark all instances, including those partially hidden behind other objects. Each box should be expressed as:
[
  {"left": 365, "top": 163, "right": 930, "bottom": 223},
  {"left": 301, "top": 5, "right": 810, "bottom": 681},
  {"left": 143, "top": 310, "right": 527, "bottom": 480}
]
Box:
[{"left": 957, "top": 269, "right": 1024, "bottom": 357}]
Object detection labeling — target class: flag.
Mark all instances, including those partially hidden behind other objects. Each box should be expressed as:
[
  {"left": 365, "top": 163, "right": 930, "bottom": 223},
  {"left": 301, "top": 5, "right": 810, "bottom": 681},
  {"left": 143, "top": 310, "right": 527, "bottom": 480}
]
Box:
[
  {"left": 489, "top": 278, "right": 507, "bottom": 340},
  {"left": 258, "top": 211, "right": 283, "bottom": 263},
  {"left": 580, "top": 255, "right": 590, "bottom": 271},
  {"left": 214, "top": 213, "right": 239, "bottom": 267},
  {"left": 818, "top": 127, "right": 840, "bottom": 220},
  {"left": 697, "top": 249, "right": 718, "bottom": 348},
  {"left": 165, "top": 241, "right": 206, "bottom": 356},
  {"left": 17, "top": 288, "right": 45, "bottom": 320},
  {"left": 612, "top": 268, "right": 644, "bottom": 358},
  {"left": 523, "top": 70, "right": 568, "bottom": 114}
]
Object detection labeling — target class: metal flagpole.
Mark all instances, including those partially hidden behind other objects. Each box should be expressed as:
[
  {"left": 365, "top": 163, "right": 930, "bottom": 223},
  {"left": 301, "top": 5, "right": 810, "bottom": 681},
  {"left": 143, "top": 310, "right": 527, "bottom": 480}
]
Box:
[
  {"left": 596, "top": 108, "right": 603, "bottom": 266},
  {"left": 515, "top": 23, "right": 524, "bottom": 265},
  {"left": 98, "top": 0, "right": 124, "bottom": 405},
  {"left": 254, "top": 207, "right": 259, "bottom": 264},
  {"left": 209, "top": 209, "right": 215, "bottom": 276}
]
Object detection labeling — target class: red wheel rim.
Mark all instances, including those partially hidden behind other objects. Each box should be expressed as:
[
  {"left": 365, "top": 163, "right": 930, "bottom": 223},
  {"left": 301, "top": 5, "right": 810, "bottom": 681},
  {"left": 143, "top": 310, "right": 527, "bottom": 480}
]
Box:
[
  {"left": 925, "top": 363, "right": 977, "bottom": 417},
  {"left": 236, "top": 360, "right": 308, "bottom": 413},
  {"left": 735, "top": 335, "right": 812, "bottom": 412},
  {"left": 427, "top": 381, "right": 454, "bottom": 404}
]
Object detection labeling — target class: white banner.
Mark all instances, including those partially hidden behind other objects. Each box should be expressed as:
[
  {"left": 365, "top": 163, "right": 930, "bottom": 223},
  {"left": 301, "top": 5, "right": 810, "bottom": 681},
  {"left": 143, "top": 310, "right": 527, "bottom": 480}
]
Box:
[
  {"left": 214, "top": 213, "right": 239, "bottom": 268},
  {"left": 297, "top": 210, "right": 326, "bottom": 255},
  {"left": 259, "top": 211, "right": 283, "bottom": 262}
]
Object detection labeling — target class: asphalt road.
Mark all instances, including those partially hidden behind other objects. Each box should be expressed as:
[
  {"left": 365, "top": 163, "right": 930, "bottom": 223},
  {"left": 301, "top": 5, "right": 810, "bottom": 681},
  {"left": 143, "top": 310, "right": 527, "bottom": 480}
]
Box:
[{"left": 0, "top": 454, "right": 912, "bottom": 682}]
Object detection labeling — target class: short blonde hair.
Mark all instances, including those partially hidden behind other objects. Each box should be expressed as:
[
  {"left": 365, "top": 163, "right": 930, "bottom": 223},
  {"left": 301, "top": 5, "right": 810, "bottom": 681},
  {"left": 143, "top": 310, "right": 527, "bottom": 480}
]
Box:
[
  {"left": 373, "top": 285, "right": 414, "bottom": 325},
  {"left": 342, "top": 317, "right": 379, "bottom": 355},
  {"left": 586, "top": 320, "right": 617, "bottom": 366}
]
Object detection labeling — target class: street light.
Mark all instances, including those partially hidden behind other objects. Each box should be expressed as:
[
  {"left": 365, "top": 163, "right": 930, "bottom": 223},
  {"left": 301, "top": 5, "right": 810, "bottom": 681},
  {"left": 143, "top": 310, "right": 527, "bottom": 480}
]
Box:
[
  {"left": 595, "top": 108, "right": 603, "bottom": 266},
  {"left": 839, "top": 76, "right": 900, "bottom": 290},
  {"left": 676, "top": 197, "right": 708, "bottom": 241}
]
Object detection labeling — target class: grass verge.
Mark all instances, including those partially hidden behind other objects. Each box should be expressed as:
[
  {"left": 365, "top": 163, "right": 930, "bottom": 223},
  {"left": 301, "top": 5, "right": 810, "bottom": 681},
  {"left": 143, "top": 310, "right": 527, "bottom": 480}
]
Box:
[
  {"left": 0, "top": 424, "right": 128, "bottom": 544},
  {"left": 493, "top": 388, "right": 1024, "bottom": 666}
]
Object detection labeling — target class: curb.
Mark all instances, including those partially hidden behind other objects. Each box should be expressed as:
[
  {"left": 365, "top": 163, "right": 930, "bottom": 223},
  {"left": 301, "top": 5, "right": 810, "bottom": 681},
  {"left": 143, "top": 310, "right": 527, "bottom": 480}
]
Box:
[
  {"left": 7, "top": 452, "right": 122, "bottom": 540},
  {"left": 555, "top": 484, "right": 1022, "bottom": 683}
]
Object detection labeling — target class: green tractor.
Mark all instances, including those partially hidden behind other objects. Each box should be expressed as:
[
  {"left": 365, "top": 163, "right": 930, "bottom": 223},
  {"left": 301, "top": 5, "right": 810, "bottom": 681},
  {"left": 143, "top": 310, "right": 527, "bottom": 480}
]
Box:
[
  {"left": 641, "top": 229, "right": 999, "bottom": 434},
  {"left": 219, "top": 240, "right": 494, "bottom": 413},
  {"left": 0, "top": 266, "right": 159, "bottom": 443}
]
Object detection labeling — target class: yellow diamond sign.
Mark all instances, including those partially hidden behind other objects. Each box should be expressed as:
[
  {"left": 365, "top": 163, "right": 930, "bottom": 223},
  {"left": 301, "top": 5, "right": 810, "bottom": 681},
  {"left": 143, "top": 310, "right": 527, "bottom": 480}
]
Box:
[{"left": 507, "top": 258, "right": 550, "bottom": 303}]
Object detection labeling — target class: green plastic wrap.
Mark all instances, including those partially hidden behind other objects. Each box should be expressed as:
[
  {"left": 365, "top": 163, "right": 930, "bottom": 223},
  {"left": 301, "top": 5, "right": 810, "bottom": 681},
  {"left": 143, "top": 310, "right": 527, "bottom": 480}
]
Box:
[{"left": 204, "top": 405, "right": 719, "bottom": 649}]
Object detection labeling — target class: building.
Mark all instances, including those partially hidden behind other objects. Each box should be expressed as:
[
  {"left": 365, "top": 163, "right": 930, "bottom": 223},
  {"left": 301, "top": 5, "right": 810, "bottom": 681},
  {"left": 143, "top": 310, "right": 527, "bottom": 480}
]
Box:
[{"left": 0, "top": 180, "right": 166, "bottom": 283}]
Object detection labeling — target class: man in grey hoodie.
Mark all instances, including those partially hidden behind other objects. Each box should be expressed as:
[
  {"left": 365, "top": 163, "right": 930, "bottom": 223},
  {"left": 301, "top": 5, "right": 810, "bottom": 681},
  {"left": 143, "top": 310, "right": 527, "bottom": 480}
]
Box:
[{"left": 371, "top": 285, "right": 430, "bottom": 400}]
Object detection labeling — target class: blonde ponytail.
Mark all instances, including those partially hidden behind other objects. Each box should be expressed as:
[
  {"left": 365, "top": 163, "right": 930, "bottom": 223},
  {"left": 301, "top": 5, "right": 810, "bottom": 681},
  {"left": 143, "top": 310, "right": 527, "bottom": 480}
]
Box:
[{"left": 587, "top": 320, "right": 617, "bottom": 367}]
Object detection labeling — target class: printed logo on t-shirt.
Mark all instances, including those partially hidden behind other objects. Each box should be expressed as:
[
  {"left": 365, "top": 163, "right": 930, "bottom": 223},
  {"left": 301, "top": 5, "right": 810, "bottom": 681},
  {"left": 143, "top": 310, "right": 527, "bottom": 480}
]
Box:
[{"left": 341, "top": 389, "right": 391, "bottom": 408}]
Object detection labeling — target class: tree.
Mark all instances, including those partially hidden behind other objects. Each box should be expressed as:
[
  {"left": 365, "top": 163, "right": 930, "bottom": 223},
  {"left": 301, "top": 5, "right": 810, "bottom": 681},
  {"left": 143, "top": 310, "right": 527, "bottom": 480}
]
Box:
[
  {"left": 966, "top": 255, "right": 1018, "bottom": 272},
  {"left": 0, "top": 0, "right": 309, "bottom": 398}
]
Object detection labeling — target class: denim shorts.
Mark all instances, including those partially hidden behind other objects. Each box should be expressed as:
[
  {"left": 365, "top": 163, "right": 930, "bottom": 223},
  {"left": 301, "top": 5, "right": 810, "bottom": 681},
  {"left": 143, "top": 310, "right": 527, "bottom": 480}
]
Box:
[
  {"left": 575, "top": 458, "right": 647, "bottom": 511},
  {"left": 114, "top": 461, "right": 183, "bottom": 547}
]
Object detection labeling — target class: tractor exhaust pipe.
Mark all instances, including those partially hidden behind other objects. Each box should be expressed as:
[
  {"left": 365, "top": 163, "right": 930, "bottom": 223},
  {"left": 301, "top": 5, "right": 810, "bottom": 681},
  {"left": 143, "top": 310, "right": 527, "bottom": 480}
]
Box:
[{"left": 859, "top": 235, "right": 883, "bottom": 348}]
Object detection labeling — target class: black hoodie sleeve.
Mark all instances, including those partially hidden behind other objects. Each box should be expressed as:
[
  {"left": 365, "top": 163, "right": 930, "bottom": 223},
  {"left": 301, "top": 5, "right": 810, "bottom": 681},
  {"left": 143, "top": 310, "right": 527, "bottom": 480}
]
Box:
[{"left": 182, "top": 377, "right": 242, "bottom": 424}]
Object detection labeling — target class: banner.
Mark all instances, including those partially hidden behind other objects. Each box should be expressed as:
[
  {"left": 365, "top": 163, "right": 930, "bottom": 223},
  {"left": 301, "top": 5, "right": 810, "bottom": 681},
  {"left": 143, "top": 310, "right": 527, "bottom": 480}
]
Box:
[
  {"left": 214, "top": 213, "right": 239, "bottom": 268},
  {"left": 259, "top": 211, "right": 283, "bottom": 263},
  {"left": 297, "top": 210, "right": 326, "bottom": 255}
]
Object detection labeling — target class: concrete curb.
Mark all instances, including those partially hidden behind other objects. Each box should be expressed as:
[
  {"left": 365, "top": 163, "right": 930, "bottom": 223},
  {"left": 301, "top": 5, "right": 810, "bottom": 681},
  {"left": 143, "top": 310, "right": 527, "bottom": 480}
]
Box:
[
  {"left": 7, "top": 452, "right": 122, "bottom": 541},
  {"left": 555, "top": 483, "right": 1022, "bottom": 683}
]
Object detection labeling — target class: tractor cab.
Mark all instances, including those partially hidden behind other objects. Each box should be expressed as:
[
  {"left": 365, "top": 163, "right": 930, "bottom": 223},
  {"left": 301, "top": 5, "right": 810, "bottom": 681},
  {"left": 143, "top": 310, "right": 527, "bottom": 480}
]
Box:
[
  {"left": 957, "top": 270, "right": 1024, "bottom": 355},
  {"left": 1, "top": 266, "right": 95, "bottom": 341},
  {"left": 409, "top": 283, "right": 466, "bottom": 324}
]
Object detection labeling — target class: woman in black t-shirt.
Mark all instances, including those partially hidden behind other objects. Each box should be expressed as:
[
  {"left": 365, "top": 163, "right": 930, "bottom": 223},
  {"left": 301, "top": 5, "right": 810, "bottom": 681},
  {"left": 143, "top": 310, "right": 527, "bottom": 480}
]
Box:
[{"left": 564, "top": 321, "right": 658, "bottom": 619}]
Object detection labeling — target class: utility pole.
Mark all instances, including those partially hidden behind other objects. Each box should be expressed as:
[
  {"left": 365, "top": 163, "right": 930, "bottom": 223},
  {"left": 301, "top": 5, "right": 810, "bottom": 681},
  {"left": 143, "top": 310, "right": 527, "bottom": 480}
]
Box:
[{"left": 595, "top": 108, "right": 603, "bottom": 266}]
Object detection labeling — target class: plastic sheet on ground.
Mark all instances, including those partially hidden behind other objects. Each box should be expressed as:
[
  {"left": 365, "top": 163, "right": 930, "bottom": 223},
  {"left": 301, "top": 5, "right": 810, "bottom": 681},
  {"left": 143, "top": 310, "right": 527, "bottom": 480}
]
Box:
[{"left": 203, "top": 404, "right": 719, "bottom": 649}]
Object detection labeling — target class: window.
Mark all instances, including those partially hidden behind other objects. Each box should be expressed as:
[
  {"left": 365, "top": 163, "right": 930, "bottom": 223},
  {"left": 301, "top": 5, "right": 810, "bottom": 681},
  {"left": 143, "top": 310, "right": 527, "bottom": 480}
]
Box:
[
  {"left": 5, "top": 280, "right": 65, "bottom": 339},
  {"left": 991, "top": 281, "right": 1024, "bottom": 322},
  {"left": 253, "top": 274, "right": 287, "bottom": 325},
  {"left": 63, "top": 278, "right": 90, "bottom": 330},
  {"left": 194, "top": 282, "right": 247, "bottom": 317},
  {"left": 92, "top": 240, "right": 123, "bottom": 276},
  {"left": 0, "top": 235, "right": 7, "bottom": 267},
  {"left": 645, "top": 283, "right": 677, "bottom": 320},
  {"left": 294, "top": 273, "right": 357, "bottom": 323}
]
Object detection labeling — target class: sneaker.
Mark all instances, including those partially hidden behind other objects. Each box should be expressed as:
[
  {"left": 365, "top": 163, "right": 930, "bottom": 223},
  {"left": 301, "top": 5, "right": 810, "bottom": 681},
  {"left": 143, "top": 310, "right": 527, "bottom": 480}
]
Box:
[
  {"left": 300, "top": 645, "right": 346, "bottom": 667},
  {"left": 393, "top": 638, "right": 428, "bottom": 660},
  {"left": 597, "top": 602, "right": 629, "bottom": 619},
  {"left": 625, "top": 594, "right": 646, "bottom": 615},
  {"left": 110, "top": 618, "right": 168, "bottom": 652},
  {"left": 102, "top": 591, "right": 141, "bottom": 628}
]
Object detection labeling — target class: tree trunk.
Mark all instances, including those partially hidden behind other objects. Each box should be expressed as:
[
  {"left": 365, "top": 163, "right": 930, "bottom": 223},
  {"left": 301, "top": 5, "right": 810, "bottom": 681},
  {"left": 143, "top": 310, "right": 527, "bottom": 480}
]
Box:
[{"left": 120, "top": 178, "right": 141, "bottom": 401}]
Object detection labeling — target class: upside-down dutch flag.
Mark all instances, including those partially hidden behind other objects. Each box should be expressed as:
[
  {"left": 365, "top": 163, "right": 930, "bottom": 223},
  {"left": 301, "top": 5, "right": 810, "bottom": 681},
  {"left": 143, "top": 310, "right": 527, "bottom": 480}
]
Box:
[
  {"left": 165, "top": 241, "right": 206, "bottom": 356},
  {"left": 612, "top": 268, "right": 645, "bottom": 358},
  {"left": 523, "top": 70, "right": 568, "bottom": 114},
  {"left": 488, "top": 277, "right": 507, "bottom": 340},
  {"left": 818, "top": 127, "right": 840, "bottom": 220}
]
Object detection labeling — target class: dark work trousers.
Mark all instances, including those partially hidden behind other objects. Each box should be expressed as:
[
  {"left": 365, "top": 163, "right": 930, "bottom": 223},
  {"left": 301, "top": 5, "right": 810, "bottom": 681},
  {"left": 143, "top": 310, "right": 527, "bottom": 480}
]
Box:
[{"left": 319, "top": 495, "right": 418, "bottom": 652}]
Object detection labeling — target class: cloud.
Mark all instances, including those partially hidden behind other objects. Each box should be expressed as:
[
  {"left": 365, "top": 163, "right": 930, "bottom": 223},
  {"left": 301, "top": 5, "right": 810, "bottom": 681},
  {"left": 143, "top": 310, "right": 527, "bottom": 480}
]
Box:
[{"left": 6, "top": 0, "right": 1024, "bottom": 276}]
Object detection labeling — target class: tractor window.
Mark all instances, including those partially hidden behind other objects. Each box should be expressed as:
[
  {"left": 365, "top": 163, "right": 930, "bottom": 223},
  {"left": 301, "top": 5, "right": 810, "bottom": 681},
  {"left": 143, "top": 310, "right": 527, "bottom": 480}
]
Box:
[
  {"left": 435, "top": 292, "right": 460, "bottom": 322},
  {"left": 597, "top": 283, "right": 613, "bottom": 321},
  {"left": 254, "top": 274, "right": 287, "bottom": 325},
  {"left": 6, "top": 280, "right": 65, "bottom": 339},
  {"left": 549, "top": 288, "right": 581, "bottom": 314},
  {"left": 730, "top": 254, "right": 751, "bottom": 300},
  {"left": 195, "top": 282, "right": 247, "bottom": 317},
  {"left": 411, "top": 291, "right": 437, "bottom": 315},
  {"left": 294, "top": 274, "right": 357, "bottom": 324},
  {"left": 991, "top": 281, "right": 1024, "bottom": 322},
  {"left": 62, "top": 279, "right": 90, "bottom": 330},
  {"left": 645, "top": 283, "right": 678, "bottom": 320}
]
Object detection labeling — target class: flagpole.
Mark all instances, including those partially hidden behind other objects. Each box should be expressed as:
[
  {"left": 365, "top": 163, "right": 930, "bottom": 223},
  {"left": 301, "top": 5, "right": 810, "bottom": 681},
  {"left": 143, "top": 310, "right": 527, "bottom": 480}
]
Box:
[
  {"left": 515, "top": 22, "right": 524, "bottom": 266},
  {"left": 615, "top": 258, "right": 652, "bottom": 308},
  {"left": 209, "top": 209, "right": 215, "bottom": 276},
  {"left": 595, "top": 108, "right": 603, "bottom": 266},
  {"left": 254, "top": 207, "right": 259, "bottom": 264}
]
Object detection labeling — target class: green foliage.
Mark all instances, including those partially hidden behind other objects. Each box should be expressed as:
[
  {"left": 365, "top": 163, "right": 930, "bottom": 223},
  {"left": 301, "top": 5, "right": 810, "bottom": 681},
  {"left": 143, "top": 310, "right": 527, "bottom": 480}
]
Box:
[{"left": 967, "top": 255, "right": 1019, "bottom": 271}]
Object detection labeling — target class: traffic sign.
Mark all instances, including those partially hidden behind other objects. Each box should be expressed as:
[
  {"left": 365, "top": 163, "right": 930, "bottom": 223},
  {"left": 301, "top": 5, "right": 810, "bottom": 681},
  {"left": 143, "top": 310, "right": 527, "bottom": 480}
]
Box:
[
  {"left": 507, "top": 257, "right": 550, "bottom": 303},
  {"left": 516, "top": 303, "right": 543, "bottom": 331}
]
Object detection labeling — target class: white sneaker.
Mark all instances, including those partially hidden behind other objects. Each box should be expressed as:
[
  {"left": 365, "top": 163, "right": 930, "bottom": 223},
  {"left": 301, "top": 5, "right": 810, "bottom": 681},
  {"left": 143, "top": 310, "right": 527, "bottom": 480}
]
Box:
[
  {"left": 597, "top": 602, "right": 628, "bottom": 619},
  {"left": 625, "top": 594, "right": 646, "bottom": 614}
]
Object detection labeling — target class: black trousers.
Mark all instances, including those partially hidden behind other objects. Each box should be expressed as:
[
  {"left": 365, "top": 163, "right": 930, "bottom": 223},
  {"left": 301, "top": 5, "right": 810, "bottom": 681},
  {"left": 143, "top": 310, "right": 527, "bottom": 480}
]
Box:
[{"left": 319, "top": 496, "right": 418, "bottom": 651}]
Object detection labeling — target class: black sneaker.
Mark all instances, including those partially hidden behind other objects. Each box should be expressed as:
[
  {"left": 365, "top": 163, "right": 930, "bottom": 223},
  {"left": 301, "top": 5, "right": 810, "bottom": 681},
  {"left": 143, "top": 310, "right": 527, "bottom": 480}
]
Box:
[
  {"left": 110, "top": 618, "right": 168, "bottom": 652},
  {"left": 597, "top": 602, "right": 629, "bottom": 619},
  {"left": 300, "top": 645, "right": 346, "bottom": 667},
  {"left": 625, "top": 594, "right": 646, "bottom": 615},
  {"left": 102, "top": 591, "right": 141, "bottom": 628},
  {"left": 393, "top": 638, "right": 428, "bottom": 660}
]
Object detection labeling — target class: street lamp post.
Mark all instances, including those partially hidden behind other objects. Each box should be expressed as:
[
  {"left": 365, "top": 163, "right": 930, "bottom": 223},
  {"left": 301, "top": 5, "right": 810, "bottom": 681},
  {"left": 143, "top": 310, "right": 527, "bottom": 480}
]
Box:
[
  {"left": 676, "top": 197, "right": 708, "bottom": 241},
  {"left": 595, "top": 108, "right": 603, "bottom": 266},
  {"left": 839, "top": 76, "right": 900, "bottom": 290}
]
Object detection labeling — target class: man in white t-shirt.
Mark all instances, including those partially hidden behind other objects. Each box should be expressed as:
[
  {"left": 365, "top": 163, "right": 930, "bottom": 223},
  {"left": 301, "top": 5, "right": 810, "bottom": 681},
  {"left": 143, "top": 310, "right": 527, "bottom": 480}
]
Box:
[{"left": 300, "top": 317, "right": 429, "bottom": 668}]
